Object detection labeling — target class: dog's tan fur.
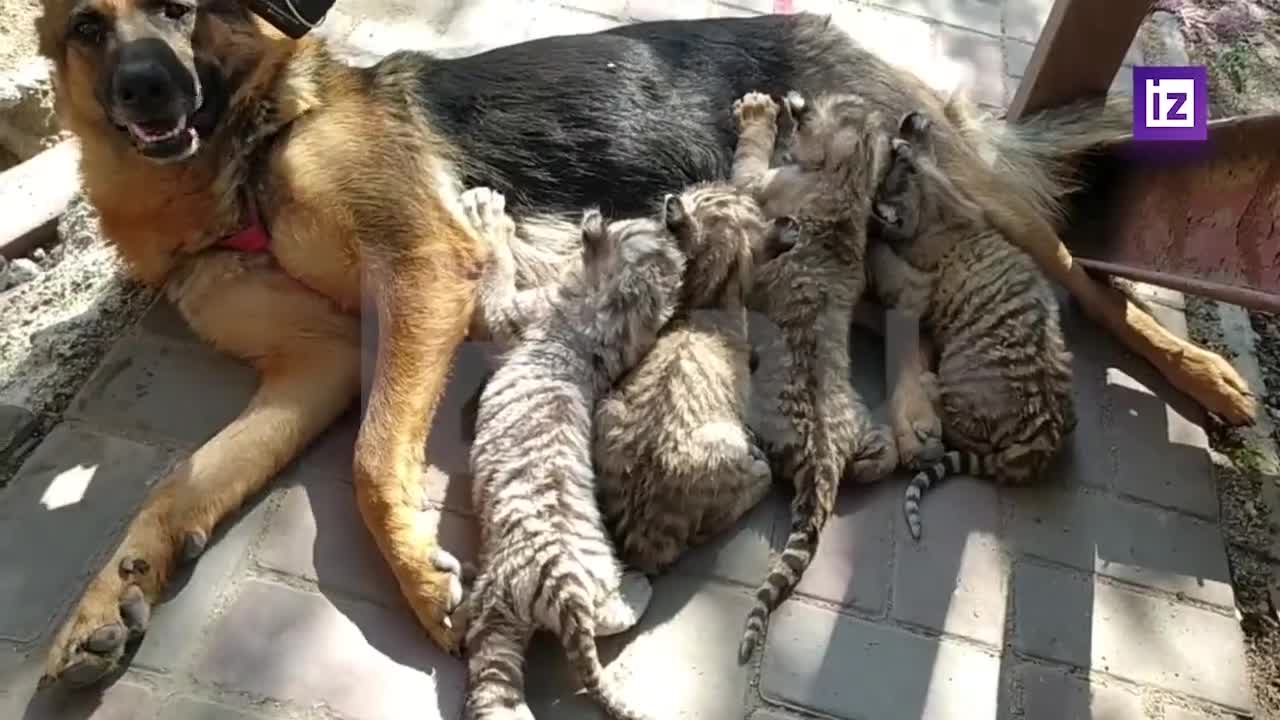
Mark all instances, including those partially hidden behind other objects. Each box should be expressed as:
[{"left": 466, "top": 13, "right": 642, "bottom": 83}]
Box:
[
  {"left": 37, "top": 0, "right": 480, "bottom": 682},
  {"left": 33, "top": 0, "right": 1256, "bottom": 687}
]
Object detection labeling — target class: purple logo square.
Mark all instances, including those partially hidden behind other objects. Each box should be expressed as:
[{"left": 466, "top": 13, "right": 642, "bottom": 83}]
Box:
[{"left": 1133, "top": 65, "right": 1208, "bottom": 142}]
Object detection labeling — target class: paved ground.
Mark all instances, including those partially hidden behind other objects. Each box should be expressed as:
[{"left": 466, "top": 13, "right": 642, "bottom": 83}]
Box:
[{"left": 0, "top": 1, "right": 1257, "bottom": 719}]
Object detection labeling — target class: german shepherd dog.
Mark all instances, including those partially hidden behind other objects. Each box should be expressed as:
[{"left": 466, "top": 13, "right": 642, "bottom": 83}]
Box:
[{"left": 35, "top": 0, "right": 1255, "bottom": 687}]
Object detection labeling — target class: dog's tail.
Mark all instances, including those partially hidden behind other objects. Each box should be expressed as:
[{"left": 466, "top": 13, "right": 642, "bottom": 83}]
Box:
[{"left": 943, "top": 92, "right": 1133, "bottom": 227}]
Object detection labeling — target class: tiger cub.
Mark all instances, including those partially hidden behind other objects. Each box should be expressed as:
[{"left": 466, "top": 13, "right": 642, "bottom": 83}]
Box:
[
  {"left": 730, "top": 91, "right": 899, "bottom": 662},
  {"left": 593, "top": 181, "right": 775, "bottom": 576},
  {"left": 869, "top": 109, "right": 1076, "bottom": 541},
  {"left": 461, "top": 187, "right": 689, "bottom": 720}
]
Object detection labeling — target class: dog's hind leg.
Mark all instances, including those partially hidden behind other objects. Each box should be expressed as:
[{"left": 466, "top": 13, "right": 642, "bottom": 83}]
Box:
[
  {"left": 43, "top": 252, "right": 362, "bottom": 687},
  {"left": 352, "top": 209, "right": 485, "bottom": 657}
]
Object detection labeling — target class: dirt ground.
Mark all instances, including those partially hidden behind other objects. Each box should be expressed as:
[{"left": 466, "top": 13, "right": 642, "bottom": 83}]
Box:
[
  {"left": 0, "top": 0, "right": 41, "bottom": 75},
  {"left": 1150, "top": 0, "right": 1280, "bottom": 715}
]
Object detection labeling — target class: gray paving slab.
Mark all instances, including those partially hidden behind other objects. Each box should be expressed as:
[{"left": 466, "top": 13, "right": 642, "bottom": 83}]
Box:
[
  {"left": 874, "top": 0, "right": 1003, "bottom": 36},
  {"left": 625, "top": 0, "right": 719, "bottom": 22},
  {"left": 67, "top": 330, "right": 257, "bottom": 448},
  {"left": 832, "top": 4, "right": 939, "bottom": 89},
  {"left": 761, "top": 599, "right": 1002, "bottom": 720},
  {"left": 255, "top": 474, "right": 477, "bottom": 609},
  {"left": 1163, "top": 706, "right": 1236, "bottom": 720},
  {"left": 891, "top": 476, "right": 1008, "bottom": 646},
  {"left": 194, "top": 579, "right": 466, "bottom": 720},
  {"left": 556, "top": 0, "right": 628, "bottom": 18},
  {"left": 1004, "top": 485, "right": 1235, "bottom": 607},
  {"left": 1005, "top": 38, "right": 1036, "bottom": 79},
  {"left": 750, "top": 711, "right": 805, "bottom": 720},
  {"left": 1014, "top": 665, "right": 1147, "bottom": 720},
  {"left": 671, "top": 490, "right": 787, "bottom": 588},
  {"left": 0, "top": 646, "right": 44, "bottom": 719},
  {"left": 137, "top": 299, "right": 201, "bottom": 345},
  {"left": 17, "top": 679, "right": 156, "bottom": 720},
  {"left": 1052, "top": 301, "right": 1119, "bottom": 491},
  {"left": 933, "top": 25, "right": 1006, "bottom": 107},
  {"left": 156, "top": 697, "right": 272, "bottom": 720},
  {"left": 1004, "top": 0, "right": 1054, "bottom": 44},
  {"left": 791, "top": 479, "right": 896, "bottom": 615},
  {"left": 0, "top": 423, "right": 172, "bottom": 644},
  {"left": 1105, "top": 366, "right": 1219, "bottom": 518},
  {"left": 0, "top": 404, "right": 36, "bottom": 457},
  {"left": 527, "top": 575, "right": 755, "bottom": 719},
  {"left": 1012, "top": 562, "right": 1251, "bottom": 711},
  {"left": 526, "top": 2, "right": 624, "bottom": 39},
  {"left": 132, "top": 488, "right": 275, "bottom": 673}
]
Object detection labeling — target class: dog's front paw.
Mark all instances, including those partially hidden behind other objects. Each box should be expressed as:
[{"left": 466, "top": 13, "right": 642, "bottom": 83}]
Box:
[
  {"left": 396, "top": 542, "right": 467, "bottom": 655},
  {"left": 44, "top": 544, "right": 169, "bottom": 689},
  {"left": 1179, "top": 343, "right": 1258, "bottom": 426},
  {"left": 733, "top": 91, "right": 779, "bottom": 132},
  {"left": 460, "top": 187, "right": 516, "bottom": 246}
]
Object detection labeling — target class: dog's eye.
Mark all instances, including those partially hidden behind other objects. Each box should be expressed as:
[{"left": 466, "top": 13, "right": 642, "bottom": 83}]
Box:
[
  {"left": 73, "top": 16, "right": 105, "bottom": 43},
  {"left": 162, "top": 2, "right": 192, "bottom": 20}
]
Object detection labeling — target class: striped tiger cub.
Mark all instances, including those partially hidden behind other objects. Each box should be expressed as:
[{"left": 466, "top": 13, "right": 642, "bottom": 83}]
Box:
[
  {"left": 730, "top": 91, "right": 900, "bottom": 663},
  {"left": 593, "top": 180, "right": 778, "bottom": 577},
  {"left": 461, "top": 187, "right": 689, "bottom": 720},
  {"left": 868, "top": 107, "right": 1077, "bottom": 540}
]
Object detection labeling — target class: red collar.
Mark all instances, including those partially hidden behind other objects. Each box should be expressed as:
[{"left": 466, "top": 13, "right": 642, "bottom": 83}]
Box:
[{"left": 220, "top": 195, "right": 271, "bottom": 253}]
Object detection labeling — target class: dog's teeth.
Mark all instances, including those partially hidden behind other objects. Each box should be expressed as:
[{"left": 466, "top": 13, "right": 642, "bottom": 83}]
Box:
[{"left": 129, "top": 121, "right": 186, "bottom": 143}]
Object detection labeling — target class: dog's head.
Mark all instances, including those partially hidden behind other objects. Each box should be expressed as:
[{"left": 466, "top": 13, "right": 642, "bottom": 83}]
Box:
[{"left": 36, "top": 0, "right": 274, "bottom": 163}]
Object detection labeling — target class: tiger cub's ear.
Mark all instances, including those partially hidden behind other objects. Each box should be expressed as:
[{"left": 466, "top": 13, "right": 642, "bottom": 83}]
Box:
[
  {"left": 898, "top": 110, "right": 932, "bottom": 148},
  {"left": 580, "top": 208, "right": 614, "bottom": 275},
  {"left": 663, "top": 193, "right": 697, "bottom": 251},
  {"left": 783, "top": 90, "right": 808, "bottom": 127}
]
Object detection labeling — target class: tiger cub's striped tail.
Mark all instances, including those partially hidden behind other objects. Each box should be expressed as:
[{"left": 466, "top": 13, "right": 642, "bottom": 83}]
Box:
[
  {"left": 903, "top": 450, "right": 993, "bottom": 540},
  {"left": 738, "top": 450, "right": 840, "bottom": 663},
  {"left": 555, "top": 566, "right": 649, "bottom": 720}
]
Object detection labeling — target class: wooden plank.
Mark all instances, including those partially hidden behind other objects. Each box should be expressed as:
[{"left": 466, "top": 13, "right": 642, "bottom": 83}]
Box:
[
  {"left": 0, "top": 140, "right": 79, "bottom": 260},
  {"left": 1007, "top": 0, "right": 1152, "bottom": 120}
]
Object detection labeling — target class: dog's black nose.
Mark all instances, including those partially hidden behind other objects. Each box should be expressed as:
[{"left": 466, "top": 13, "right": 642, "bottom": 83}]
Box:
[{"left": 114, "top": 57, "right": 178, "bottom": 115}]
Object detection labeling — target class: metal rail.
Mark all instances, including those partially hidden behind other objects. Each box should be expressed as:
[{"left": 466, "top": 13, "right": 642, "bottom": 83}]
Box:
[{"left": 1008, "top": 0, "right": 1280, "bottom": 313}]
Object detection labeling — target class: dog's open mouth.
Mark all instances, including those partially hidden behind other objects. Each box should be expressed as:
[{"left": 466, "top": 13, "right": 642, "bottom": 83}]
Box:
[{"left": 120, "top": 114, "right": 200, "bottom": 161}]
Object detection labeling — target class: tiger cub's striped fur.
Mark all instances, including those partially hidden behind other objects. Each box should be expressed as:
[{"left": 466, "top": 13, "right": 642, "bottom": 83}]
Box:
[
  {"left": 868, "top": 109, "right": 1076, "bottom": 540},
  {"left": 731, "top": 92, "right": 900, "bottom": 662},
  {"left": 462, "top": 187, "right": 689, "bottom": 720},
  {"left": 594, "top": 181, "right": 775, "bottom": 576}
]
